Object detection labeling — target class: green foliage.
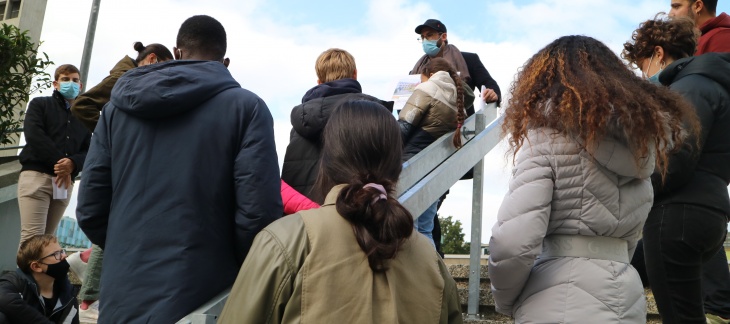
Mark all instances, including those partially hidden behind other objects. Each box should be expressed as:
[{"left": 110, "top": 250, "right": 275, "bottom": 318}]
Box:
[
  {"left": 0, "top": 23, "right": 53, "bottom": 145},
  {"left": 439, "top": 215, "right": 470, "bottom": 254}
]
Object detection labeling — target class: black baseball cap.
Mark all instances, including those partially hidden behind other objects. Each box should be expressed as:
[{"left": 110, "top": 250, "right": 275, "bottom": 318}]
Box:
[{"left": 415, "top": 19, "right": 447, "bottom": 34}]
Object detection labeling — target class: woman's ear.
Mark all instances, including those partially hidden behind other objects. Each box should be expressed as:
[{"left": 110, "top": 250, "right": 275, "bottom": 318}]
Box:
[{"left": 653, "top": 46, "right": 666, "bottom": 64}]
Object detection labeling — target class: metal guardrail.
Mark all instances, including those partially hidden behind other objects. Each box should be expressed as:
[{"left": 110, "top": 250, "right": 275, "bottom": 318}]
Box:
[
  {"left": 177, "top": 103, "right": 503, "bottom": 323},
  {"left": 0, "top": 128, "right": 24, "bottom": 151}
]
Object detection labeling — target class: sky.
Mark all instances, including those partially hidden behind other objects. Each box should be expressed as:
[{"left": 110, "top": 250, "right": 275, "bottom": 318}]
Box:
[{"left": 27, "top": 0, "right": 730, "bottom": 243}]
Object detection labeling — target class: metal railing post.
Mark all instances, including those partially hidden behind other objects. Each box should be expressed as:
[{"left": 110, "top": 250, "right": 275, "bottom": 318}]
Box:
[
  {"left": 79, "top": 0, "right": 101, "bottom": 87},
  {"left": 467, "top": 109, "right": 487, "bottom": 318}
]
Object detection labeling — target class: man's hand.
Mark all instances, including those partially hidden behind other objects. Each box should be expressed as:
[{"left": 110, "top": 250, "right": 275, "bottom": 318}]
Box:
[
  {"left": 482, "top": 88, "right": 498, "bottom": 103},
  {"left": 55, "top": 174, "right": 73, "bottom": 189},
  {"left": 54, "top": 158, "right": 75, "bottom": 178}
]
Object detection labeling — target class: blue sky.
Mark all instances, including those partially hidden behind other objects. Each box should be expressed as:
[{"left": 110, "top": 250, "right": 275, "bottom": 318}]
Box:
[{"left": 30, "top": 0, "right": 730, "bottom": 241}]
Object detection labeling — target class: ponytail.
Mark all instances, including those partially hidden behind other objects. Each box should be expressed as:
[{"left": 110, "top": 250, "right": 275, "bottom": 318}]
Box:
[
  {"left": 315, "top": 99, "right": 410, "bottom": 272},
  {"left": 335, "top": 181, "right": 413, "bottom": 272}
]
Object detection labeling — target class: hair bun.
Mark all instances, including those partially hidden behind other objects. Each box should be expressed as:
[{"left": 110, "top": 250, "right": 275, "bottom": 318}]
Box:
[{"left": 133, "top": 42, "right": 145, "bottom": 52}]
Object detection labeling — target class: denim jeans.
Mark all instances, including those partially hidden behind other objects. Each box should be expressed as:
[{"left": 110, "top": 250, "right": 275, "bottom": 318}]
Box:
[
  {"left": 415, "top": 201, "right": 438, "bottom": 248},
  {"left": 643, "top": 204, "right": 728, "bottom": 324}
]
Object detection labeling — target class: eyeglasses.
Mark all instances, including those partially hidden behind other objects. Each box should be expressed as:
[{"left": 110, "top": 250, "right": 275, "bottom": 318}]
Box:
[
  {"left": 417, "top": 32, "right": 443, "bottom": 43},
  {"left": 39, "top": 249, "right": 66, "bottom": 262}
]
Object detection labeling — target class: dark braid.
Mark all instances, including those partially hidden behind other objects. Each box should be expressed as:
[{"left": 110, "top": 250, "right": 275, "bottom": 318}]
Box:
[{"left": 450, "top": 70, "right": 465, "bottom": 148}]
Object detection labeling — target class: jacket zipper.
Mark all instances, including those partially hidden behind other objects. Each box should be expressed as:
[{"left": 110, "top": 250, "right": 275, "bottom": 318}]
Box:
[{"left": 50, "top": 292, "right": 75, "bottom": 317}]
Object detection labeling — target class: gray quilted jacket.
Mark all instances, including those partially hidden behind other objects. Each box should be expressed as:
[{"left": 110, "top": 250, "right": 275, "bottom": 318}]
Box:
[{"left": 489, "top": 128, "right": 654, "bottom": 323}]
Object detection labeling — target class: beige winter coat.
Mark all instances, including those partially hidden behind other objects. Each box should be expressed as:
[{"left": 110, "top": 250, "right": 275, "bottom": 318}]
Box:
[
  {"left": 399, "top": 71, "right": 461, "bottom": 160},
  {"left": 489, "top": 128, "right": 654, "bottom": 323},
  {"left": 218, "top": 185, "right": 463, "bottom": 324}
]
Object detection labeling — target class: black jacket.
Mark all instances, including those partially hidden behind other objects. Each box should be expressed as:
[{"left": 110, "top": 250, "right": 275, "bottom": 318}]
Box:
[
  {"left": 281, "top": 79, "right": 393, "bottom": 202},
  {"left": 655, "top": 52, "right": 730, "bottom": 217},
  {"left": 76, "top": 60, "right": 282, "bottom": 322},
  {"left": 0, "top": 269, "right": 79, "bottom": 324},
  {"left": 19, "top": 91, "right": 91, "bottom": 178},
  {"left": 461, "top": 52, "right": 502, "bottom": 111}
]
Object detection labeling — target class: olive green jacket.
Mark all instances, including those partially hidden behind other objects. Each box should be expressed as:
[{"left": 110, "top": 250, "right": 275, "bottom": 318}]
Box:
[
  {"left": 70, "top": 56, "right": 136, "bottom": 131},
  {"left": 218, "top": 185, "right": 463, "bottom": 324}
]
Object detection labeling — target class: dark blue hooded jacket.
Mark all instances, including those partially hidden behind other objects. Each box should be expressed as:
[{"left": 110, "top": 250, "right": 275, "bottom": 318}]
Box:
[{"left": 76, "top": 60, "right": 282, "bottom": 323}]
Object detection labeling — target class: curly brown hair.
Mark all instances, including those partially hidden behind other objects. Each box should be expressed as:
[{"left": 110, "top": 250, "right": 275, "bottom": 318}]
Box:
[
  {"left": 422, "top": 58, "right": 466, "bottom": 148},
  {"left": 622, "top": 14, "right": 699, "bottom": 67},
  {"left": 503, "top": 35, "right": 699, "bottom": 179}
]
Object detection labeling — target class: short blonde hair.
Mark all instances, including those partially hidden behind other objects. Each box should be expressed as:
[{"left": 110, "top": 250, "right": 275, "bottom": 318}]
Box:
[{"left": 315, "top": 48, "right": 356, "bottom": 83}]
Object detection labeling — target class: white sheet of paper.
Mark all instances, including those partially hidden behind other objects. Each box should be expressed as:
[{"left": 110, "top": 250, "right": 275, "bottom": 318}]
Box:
[
  {"left": 52, "top": 177, "right": 68, "bottom": 200},
  {"left": 476, "top": 85, "right": 487, "bottom": 112},
  {"left": 390, "top": 75, "right": 423, "bottom": 114}
]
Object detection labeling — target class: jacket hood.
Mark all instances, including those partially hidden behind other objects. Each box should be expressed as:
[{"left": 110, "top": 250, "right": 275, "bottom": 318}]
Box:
[
  {"left": 590, "top": 137, "right": 655, "bottom": 179},
  {"left": 111, "top": 56, "right": 137, "bottom": 75},
  {"left": 110, "top": 60, "right": 240, "bottom": 119},
  {"left": 418, "top": 70, "right": 457, "bottom": 110},
  {"left": 291, "top": 92, "right": 387, "bottom": 140},
  {"left": 700, "top": 12, "right": 730, "bottom": 33},
  {"left": 301, "top": 78, "right": 361, "bottom": 103},
  {"left": 533, "top": 128, "right": 655, "bottom": 179},
  {"left": 660, "top": 52, "right": 730, "bottom": 92}
]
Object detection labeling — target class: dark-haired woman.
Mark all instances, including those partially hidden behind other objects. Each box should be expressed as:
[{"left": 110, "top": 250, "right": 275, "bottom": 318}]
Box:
[
  {"left": 623, "top": 15, "right": 730, "bottom": 324},
  {"left": 488, "top": 35, "right": 698, "bottom": 323},
  {"left": 218, "top": 100, "right": 463, "bottom": 324},
  {"left": 66, "top": 41, "right": 172, "bottom": 322},
  {"left": 398, "top": 57, "right": 467, "bottom": 248},
  {"left": 71, "top": 42, "right": 173, "bottom": 132}
]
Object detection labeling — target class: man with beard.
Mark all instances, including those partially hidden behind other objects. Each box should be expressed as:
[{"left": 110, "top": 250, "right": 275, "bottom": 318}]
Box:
[{"left": 670, "top": 0, "right": 730, "bottom": 53}]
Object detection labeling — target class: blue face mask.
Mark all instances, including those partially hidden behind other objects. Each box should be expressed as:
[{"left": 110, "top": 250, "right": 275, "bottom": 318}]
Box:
[
  {"left": 58, "top": 81, "right": 80, "bottom": 99},
  {"left": 422, "top": 39, "right": 441, "bottom": 57},
  {"left": 643, "top": 55, "right": 664, "bottom": 85},
  {"left": 648, "top": 70, "right": 663, "bottom": 85}
]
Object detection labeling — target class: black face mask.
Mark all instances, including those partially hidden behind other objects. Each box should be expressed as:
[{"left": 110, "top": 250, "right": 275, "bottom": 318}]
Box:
[{"left": 44, "top": 259, "right": 70, "bottom": 281}]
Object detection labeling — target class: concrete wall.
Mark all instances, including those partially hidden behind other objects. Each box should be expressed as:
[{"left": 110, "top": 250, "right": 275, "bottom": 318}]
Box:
[
  {"left": 0, "top": 159, "right": 21, "bottom": 272},
  {"left": 0, "top": 198, "right": 20, "bottom": 272}
]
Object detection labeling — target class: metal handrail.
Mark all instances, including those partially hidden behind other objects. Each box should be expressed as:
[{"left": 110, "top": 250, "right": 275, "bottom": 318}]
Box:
[
  {"left": 177, "top": 103, "right": 503, "bottom": 323},
  {"left": 0, "top": 128, "right": 24, "bottom": 151}
]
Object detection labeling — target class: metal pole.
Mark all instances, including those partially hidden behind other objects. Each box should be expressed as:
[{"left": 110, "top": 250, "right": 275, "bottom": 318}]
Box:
[
  {"left": 78, "top": 0, "right": 101, "bottom": 88},
  {"left": 467, "top": 109, "right": 487, "bottom": 318}
]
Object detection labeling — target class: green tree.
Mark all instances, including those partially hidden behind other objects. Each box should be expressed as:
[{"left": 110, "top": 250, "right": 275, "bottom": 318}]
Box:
[
  {"left": 439, "top": 215, "right": 470, "bottom": 254},
  {"left": 0, "top": 23, "right": 53, "bottom": 145}
]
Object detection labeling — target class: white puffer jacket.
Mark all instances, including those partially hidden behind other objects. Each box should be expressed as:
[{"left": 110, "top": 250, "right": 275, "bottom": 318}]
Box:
[{"left": 489, "top": 127, "right": 654, "bottom": 323}]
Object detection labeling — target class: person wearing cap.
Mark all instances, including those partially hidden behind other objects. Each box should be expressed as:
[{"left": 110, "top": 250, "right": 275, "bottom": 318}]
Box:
[
  {"left": 411, "top": 19, "right": 501, "bottom": 107},
  {"left": 409, "top": 19, "right": 501, "bottom": 257}
]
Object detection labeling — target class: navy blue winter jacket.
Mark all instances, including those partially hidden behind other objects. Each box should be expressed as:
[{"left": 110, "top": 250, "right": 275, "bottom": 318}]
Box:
[{"left": 76, "top": 60, "right": 282, "bottom": 323}]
